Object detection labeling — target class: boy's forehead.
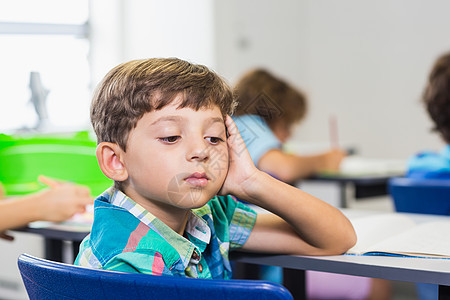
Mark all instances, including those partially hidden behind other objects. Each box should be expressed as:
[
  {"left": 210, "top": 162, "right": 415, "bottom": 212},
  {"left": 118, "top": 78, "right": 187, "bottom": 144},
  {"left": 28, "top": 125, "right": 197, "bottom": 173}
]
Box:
[
  {"left": 150, "top": 92, "right": 224, "bottom": 115},
  {"left": 145, "top": 101, "right": 224, "bottom": 124}
]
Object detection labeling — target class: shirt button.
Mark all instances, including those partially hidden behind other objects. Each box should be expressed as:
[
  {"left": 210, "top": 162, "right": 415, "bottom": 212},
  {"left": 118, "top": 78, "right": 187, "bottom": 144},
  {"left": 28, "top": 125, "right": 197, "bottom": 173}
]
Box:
[
  {"left": 198, "top": 263, "right": 203, "bottom": 273},
  {"left": 192, "top": 251, "right": 199, "bottom": 260}
]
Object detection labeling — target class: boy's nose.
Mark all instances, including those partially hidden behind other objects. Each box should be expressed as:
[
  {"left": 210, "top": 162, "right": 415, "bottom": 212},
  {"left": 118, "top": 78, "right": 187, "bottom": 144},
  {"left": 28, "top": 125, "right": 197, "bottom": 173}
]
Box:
[{"left": 186, "top": 142, "right": 209, "bottom": 162}]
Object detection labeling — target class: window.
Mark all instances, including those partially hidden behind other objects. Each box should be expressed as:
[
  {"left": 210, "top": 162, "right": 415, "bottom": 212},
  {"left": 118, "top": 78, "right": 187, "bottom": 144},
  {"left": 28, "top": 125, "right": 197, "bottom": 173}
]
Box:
[{"left": 0, "top": 0, "right": 90, "bottom": 132}]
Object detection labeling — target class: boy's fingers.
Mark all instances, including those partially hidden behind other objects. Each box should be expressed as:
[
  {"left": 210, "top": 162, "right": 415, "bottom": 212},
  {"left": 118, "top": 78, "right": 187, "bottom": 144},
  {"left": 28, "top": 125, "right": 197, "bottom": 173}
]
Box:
[
  {"left": 225, "top": 115, "right": 247, "bottom": 157},
  {"left": 225, "top": 115, "right": 238, "bottom": 136}
]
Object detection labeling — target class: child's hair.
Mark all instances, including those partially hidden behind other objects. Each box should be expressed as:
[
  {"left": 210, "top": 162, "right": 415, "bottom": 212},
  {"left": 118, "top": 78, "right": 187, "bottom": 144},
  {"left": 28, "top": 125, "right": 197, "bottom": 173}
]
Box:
[
  {"left": 233, "top": 69, "right": 307, "bottom": 129},
  {"left": 91, "top": 58, "right": 236, "bottom": 151},
  {"left": 423, "top": 51, "right": 450, "bottom": 144}
]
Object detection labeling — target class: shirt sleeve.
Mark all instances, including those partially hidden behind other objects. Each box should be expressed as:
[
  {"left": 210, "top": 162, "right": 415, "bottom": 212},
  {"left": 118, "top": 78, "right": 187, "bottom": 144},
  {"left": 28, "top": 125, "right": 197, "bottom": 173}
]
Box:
[
  {"left": 232, "top": 115, "right": 281, "bottom": 165},
  {"left": 211, "top": 195, "right": 257, "bottom": 250}
]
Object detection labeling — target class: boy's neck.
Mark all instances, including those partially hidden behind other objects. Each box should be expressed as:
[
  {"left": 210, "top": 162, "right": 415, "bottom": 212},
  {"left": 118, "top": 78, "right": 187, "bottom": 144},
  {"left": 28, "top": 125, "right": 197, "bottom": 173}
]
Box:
[{"left": 126, "top": 192, "right": 190, "bottom": 235}]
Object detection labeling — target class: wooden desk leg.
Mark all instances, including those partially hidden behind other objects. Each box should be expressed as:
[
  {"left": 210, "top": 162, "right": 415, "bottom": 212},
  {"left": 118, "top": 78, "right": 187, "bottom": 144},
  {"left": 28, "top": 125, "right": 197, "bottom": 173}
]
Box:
[
  {"left": 439, "top": 285, "right": 450, "bottom": 300},
  {"left": 283, "top": 268, "right": 306, "bottom": 300},
  {"left": 44, "top": 238, "right": 63, "bottom": 262}
]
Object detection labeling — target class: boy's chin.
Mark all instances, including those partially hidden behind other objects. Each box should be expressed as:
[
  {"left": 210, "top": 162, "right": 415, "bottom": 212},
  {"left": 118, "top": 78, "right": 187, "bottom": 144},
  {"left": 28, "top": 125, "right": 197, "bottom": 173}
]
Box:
[{"left": 167, "top": 188, "right": 218, "bottom": 209}]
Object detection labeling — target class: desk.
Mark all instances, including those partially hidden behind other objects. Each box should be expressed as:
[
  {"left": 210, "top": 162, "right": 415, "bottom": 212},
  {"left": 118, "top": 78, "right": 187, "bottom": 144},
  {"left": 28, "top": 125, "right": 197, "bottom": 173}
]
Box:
[
  {"left": 16, "top": 210, "right": 450, "bottom": 300},
  {"left": 231, "top": 252, "right": 450, "bottom": 300},
  {"left": 301, "top": 173, "right": 403, "bottom": 208}
]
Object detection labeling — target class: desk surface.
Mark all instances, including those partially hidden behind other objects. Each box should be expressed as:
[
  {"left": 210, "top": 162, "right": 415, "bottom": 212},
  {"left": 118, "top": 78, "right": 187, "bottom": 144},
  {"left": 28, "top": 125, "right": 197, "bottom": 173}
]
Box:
[
  {"left": 234, "top": 209, "right": 450, "bottom": 287},
  {"left": 232, "top": 251, "right": 450, "bottom": 286},
  {"left": 17, "top": 208, "right": 450, "bottom": 286}
]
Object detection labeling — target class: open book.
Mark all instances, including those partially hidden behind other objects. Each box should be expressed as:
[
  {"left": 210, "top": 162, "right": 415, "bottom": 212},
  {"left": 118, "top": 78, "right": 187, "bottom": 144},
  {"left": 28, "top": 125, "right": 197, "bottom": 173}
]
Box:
[{"left": 346, "top": 213, "right": 450, "bottom": 258}]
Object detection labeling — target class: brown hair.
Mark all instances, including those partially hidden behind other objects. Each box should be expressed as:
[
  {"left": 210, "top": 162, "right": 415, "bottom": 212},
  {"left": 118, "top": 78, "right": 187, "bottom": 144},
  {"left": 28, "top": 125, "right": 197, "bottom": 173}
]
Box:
[
  {"left": 91, "top": 58, "right": 235, "bottom": 151},
  {"left": 423, "top": 52, "right": 450, "bottom": 144},
  {"left": 233, "top": 69, "right": 307, "bottom": 130}
]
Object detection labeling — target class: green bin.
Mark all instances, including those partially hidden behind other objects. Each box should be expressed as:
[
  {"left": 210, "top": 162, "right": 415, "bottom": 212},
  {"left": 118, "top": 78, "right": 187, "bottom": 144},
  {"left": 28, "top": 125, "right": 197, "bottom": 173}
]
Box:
[{"left": 0, "top": 131, "right": 112, "bottom": 196}]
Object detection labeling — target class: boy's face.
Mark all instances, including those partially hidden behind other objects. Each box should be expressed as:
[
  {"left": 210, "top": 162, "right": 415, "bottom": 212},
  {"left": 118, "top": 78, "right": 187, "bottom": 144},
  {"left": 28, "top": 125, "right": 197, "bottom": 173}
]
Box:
[{"left": 121, "top": 97, "right": 229, "bottom": 210}]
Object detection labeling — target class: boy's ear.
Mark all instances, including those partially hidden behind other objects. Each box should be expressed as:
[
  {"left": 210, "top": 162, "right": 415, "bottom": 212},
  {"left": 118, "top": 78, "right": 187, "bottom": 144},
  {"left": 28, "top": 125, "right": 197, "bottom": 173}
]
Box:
[{"left": 96, "top": 142, "right": 128, "bottom": 181}]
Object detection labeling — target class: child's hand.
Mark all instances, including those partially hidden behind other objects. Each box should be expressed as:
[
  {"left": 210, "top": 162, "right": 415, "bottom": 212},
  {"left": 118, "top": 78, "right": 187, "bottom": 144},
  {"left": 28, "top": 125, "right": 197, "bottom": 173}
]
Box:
[
  {"left": 37, "top": 176, "right": 93, "bottom": 222},
  {"left": 0, "top": 181, "right": 4, "bottom": 200},
  {"left": 317, "top": 149, "right": 346, "bottom": 173},
  {"left": 218, "top": 116, "right": 259, "bottom": 199}
]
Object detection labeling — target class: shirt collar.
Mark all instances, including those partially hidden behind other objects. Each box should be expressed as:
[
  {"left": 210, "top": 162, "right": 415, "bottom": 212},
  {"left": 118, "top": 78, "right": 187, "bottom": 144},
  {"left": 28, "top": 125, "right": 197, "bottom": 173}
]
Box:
[{"left": 104, "top": 187, "right": 211, "bottom": 269}]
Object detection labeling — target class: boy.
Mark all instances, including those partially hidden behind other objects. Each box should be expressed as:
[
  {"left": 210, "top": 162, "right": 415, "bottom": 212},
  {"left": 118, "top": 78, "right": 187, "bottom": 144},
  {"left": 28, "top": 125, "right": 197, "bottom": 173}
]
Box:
[{"left": 75, "top": 58, "right": 356, "bottom": 278}]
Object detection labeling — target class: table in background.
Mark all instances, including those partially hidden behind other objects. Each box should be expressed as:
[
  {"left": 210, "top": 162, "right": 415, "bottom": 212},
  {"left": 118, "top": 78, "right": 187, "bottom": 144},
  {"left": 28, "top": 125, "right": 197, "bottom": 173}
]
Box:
[
  {"left": 300, "top": 172, "right": 404, "bottom": 208},
  {"left": 15, "top": 222, "right": 89, "bottom": 263}
]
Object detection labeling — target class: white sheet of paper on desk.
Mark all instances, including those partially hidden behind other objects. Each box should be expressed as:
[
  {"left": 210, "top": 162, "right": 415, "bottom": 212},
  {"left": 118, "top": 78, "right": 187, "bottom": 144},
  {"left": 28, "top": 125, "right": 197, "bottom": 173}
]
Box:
[
  {"left": 347, "top": 213, "right": 450, "bottom": 258},
  {"left": 339, "top": 156, "right": 407, "bottom": 176},
  {"left": 348, "top": 214, "right": 415, "bottom": 254}
]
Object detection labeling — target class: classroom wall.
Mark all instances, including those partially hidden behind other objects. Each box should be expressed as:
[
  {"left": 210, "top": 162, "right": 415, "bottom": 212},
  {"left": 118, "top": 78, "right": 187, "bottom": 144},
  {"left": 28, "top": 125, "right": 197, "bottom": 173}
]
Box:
[
  {"left": 89, "top": 0, "right": 215, "bottom": 86},
  {"left": 214, "top": 0, "right": 450, "bottom": 159},
  {"left": 91, "top": 0, "right": 450, "bottom": 160}
]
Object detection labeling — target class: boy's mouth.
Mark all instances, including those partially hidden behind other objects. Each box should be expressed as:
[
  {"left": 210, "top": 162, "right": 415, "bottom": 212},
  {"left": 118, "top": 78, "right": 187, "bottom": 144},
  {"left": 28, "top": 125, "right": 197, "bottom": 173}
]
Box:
[{"left": 184, "top": 172, "right": 209, "bottom": 187}]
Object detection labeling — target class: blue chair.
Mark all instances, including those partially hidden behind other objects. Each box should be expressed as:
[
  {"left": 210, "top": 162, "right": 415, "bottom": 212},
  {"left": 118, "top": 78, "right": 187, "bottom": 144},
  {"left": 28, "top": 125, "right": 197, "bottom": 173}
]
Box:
[
  {"left": 18, "top": 253, "right": 293, "bottom": 300},
  {"left": 388, "top": 177, "right": 450, "bottom": 215},
  {"left": 389, "top": 177, "right": 450, "bottom": 300}
]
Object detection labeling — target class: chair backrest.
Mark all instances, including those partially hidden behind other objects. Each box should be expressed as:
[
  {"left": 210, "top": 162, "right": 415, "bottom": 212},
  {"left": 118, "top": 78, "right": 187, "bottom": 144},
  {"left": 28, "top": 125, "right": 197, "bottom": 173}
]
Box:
[
  {"left": 18, "top": 254, "right": 293, "bottom": 300},
  {"left": 388, "top": 177, "right": 450, "bottom": 215}
]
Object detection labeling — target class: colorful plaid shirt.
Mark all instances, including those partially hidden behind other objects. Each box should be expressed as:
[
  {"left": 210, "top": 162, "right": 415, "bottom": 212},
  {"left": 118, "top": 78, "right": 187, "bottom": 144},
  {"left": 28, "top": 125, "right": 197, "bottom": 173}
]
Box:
[{"left": 74, "top": 187, "right": 257, "bottom": 279}]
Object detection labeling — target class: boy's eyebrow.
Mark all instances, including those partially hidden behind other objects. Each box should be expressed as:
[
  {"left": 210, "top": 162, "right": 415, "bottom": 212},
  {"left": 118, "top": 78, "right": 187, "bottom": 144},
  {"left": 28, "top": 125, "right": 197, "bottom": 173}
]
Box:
[
  {"left": 150, "top": 116, "right": 224, "bottom": 126},
  {"left": 207, "top": 117, "right": 225, "bottom": 125},
  {"left": 151, "top": 116, "right": 183, "bottom": 125}
]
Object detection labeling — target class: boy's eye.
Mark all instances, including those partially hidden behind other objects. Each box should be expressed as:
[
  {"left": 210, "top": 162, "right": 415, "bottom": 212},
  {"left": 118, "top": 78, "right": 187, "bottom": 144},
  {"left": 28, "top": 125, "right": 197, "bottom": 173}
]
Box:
[
  {"left": 205, "top": 137, "right": 224, "bottom": 145},
  {"left": 159, "top": 136, "right": 180, "bottom": 144}
]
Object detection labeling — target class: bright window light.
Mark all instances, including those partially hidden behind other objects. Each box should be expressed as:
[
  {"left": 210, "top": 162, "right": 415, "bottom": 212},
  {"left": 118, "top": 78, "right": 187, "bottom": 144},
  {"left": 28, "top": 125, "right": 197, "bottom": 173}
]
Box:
[{"left": 0, "top": 0, "right": 90, "bottom": 133}]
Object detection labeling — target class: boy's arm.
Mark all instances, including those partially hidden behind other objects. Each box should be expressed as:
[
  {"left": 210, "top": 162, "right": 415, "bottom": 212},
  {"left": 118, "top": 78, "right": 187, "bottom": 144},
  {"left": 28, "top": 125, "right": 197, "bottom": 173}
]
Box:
[
  {"left": 240, "top": 172, "right": 356, "bottom": 255},
  {"left": 220, "top": 116, "right": 356, "bottom": 255}
]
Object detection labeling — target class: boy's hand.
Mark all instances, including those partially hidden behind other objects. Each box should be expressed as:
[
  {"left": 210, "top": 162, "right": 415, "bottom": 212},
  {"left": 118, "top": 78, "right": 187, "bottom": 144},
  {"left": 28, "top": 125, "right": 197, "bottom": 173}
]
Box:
[{"left": 218, "top": 116, "right": 259, "bottom": 199}]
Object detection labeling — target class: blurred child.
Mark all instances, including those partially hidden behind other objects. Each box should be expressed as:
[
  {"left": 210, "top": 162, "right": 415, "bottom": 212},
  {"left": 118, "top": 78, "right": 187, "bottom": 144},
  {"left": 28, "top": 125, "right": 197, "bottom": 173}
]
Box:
[
  {"left": 233, "top": 69, "right": 345, "bottom": 182},
  {"left": 406, "top": 51, "right": 450, "bottom": 300},
  {"left": 407, "top": 51, "right": 450, "bottom": 179},
  {"left": 0, "top": 176, "right": 92, "bottom": 237},
  {"left": 75, "top": 58, "right": 356, "bottom": 279},
  {"left": 233, "top": 69, "right": 391, "bottom": 300}
]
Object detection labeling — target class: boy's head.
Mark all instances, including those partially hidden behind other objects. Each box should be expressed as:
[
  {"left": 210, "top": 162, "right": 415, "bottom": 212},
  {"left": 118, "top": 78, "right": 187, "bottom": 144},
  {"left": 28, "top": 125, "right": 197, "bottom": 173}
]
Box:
[
  {"left": 91, "top": 58, "right": 235, "bottom": 151},
  {"left": 91, "top": 58, "right": 236, "bottom": 202},
  {"left": 233, "top": 69, "right": 307, "bottom": 142},
  {"left": 423, "top": 51, "right": 450, "bottom": 144}
]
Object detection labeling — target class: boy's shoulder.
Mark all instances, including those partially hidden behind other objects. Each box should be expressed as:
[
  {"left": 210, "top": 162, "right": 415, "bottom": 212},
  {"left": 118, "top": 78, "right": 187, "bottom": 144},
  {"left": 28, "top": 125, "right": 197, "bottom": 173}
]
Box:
[{"left": 81, "top": 190, "right": 179, "bottom": 266}]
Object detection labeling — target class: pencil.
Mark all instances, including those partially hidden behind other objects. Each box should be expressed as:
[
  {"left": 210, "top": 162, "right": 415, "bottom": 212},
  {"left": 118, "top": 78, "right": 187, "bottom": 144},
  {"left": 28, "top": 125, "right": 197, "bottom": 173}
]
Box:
[{"left": 329, "top": 114, "right": 339, "bottom": 149}]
